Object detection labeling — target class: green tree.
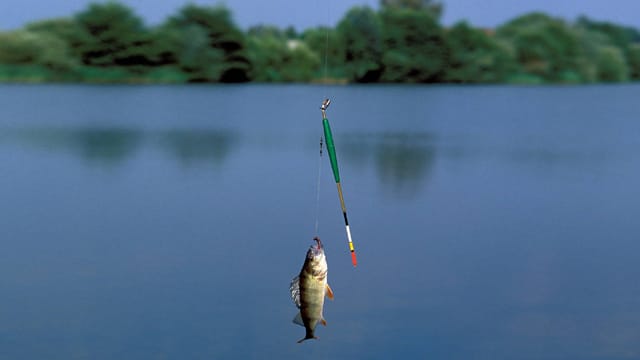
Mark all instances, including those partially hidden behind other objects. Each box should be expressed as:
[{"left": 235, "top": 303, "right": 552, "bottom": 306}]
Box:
[
  {"left": 26, "top": 18, "right": 85, "bottom": 59},
  {"left": 497, "top": 13, "right": 586, "bottom": 82},
  {"left": 380, "top": 0, "right": 442, "bottom": 18},
  {"left": 576, "top": 17, "right": 640, "bottom": 49},
  {"left": 626, "top": 44, "right": 640, "bottom": 80},
  {"left": 379, "top": 7, "right": 446, "bottom": 82},
  {"left": 301, "top": 26, "right": 345, "bottom": 80},
  {"left": 74, "top": 2, "right": 153, "bottom": 69},
  {"left": 247, "top": 31, "right": 319, "bottom": 82},
  {"left": 337, "top": 6, "right": 383, "bottom": 82},
  {"left": 0, "top": 30, "right": 78, "bottom": 73},
  {"left": 577, "top": 17, "right": 639, "bottom": 81},
  {"left": 247, "top": 34, "right": 284, "bottom": 82},
  {"left": 280, "top": 40, "right": 320, "bottom": 81},
  {"left": 595, "top": 45, "right": 628, "bottom": 82},
  {"left": 444, "top": 22, "right": 517, "bottom": 83},
  {"left": 171, "top": 24, "right": 225, "bottom": 81},
  {"left": 0, "top": 31, "right": 41, "bottom": 64},
  {"left": 163, "top": 4, "right": 250, "bottom": 82},
  {"left": 248, "top": 25, "right": 287, "bottom": 40}
]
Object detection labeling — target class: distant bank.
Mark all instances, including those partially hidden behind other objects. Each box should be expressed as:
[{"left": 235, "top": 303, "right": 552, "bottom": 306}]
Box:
[{"left": 1, "top": 1, "right": 639, "bottom": 84}]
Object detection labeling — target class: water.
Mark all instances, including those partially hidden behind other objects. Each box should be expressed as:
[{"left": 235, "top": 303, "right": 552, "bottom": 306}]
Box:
[{"left": 1, "top": 84, "right": 639, "bottom": 359}]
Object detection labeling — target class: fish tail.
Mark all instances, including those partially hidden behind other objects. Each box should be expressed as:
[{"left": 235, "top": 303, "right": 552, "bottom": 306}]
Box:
[
  {"left": 297, "top": 335, "right": 318, "bottom": 343},
  {"left": 297, "top": 329, "right": 318, "bottom": 343}
]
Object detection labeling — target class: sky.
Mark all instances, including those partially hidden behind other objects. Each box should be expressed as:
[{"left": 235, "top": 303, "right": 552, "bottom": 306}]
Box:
[{"left": 2, "top": 0, "right": 640, "bottom": 31}]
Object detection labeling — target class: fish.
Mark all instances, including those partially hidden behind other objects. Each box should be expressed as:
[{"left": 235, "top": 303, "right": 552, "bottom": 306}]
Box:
[{"left": 290, "top": 236, "right": 334, "bottom": 343}]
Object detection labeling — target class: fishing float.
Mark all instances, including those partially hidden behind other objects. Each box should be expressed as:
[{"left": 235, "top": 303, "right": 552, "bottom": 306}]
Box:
[{"left": 320, "top": 98, "right": 358, "bottom": 267}]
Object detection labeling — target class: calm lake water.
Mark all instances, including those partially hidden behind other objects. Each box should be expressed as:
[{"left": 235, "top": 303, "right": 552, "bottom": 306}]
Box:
[{"left": 1, "top": 84, "right": 639, "bottom": 359}]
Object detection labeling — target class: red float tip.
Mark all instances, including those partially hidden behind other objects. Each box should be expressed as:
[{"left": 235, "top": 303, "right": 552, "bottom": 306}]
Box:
[{"left": 351, "top": 252, "right": 358, "bottom": 267}]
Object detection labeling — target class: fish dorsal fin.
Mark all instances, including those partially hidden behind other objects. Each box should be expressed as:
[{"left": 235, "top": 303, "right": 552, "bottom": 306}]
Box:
[
  {"left": 325, "top": 283, "right": 334, "bottom": 300},
  {"left": 290, "top": 276, "right": 301, "bottom": 308},
  {"left": 292, "top": 312, "right": 304, "bottom": 327}
]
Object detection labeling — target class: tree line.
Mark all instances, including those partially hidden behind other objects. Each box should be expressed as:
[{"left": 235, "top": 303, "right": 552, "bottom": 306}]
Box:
[{"left": 1, "top": 0, "right": 639, "bottom": 84}]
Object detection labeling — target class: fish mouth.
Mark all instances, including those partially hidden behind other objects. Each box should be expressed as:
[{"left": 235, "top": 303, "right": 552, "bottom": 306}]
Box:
[
  {"left": 308, "top": 236, "right": 324, "bottom": 258},
  {"left": 313, "top": 236, "right": 323, "bottom": 250}
]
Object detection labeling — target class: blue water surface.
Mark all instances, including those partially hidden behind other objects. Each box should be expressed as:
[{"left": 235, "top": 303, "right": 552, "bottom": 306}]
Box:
[{"left": 1, "top": 84, "right": 639, "bottom": 359}]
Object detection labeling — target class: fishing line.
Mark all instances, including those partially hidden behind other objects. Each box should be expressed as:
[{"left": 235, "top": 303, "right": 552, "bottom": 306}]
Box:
[
  {"left": 312, "top": 0, "right": 357, "bottom": 267},
  {"left": 314, "top": 135, "right": 323, "bottom": 236},
  {"left": 322, "top": 4, "right": 330, "bottom": 87},
  {"left": 313, "top": 0, "right": 332, "bottom": 236}
]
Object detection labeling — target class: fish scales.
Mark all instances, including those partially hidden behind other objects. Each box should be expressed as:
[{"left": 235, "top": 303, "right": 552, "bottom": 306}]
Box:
[{"left": 290, "top": 237, "right": 333, "bottom": 343}]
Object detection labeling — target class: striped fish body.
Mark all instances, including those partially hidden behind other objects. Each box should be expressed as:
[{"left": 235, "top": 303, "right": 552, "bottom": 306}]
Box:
[{"left": 290, "top": 237, "right": 334, "bottom": 343}]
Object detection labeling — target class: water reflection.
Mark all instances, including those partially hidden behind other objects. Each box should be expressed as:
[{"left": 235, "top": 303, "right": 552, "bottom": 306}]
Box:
[
  {"left": 2, "top": 85, "right": 640, "bottom": 359},
  {"left": 3, "top": 127, "right": 237, "bottom": 168},
  {"left": 157, "top": 129, "right": 237, "bottom": 167},
  {"left": 74, "top": 129, "right": 142, "bottom": 164},
  {"left": 5, "top": 127, "right": 142, "bottom": 165},
  {"left": 440, "top": 138, "right": 616, "bottom": 176},
  {"left": 342, "top": 132, "right": 436, "bottom": 197},
  {"left": 4, "top": 127, "right": 436, "bottom": 195}
]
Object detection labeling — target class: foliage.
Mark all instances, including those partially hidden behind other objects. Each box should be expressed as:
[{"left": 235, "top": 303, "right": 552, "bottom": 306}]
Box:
[
  {"left": 2, "top": 0, "right": 640, "bottom": 84},
  {"left": 0, "top": 31, "right": 42, "bottom": 64},
  {"left": 247, "top": 31, "right": 319, "bottom": 82},
  {"left": 162, "top": 4, "right": 251, "bottom": 82},
  {"left": 74, "top": 1, "right": 153, "bottom": 69},
  {"left": 497, "top": 13, "right": 588, "bottom": 82},
  {"left": 627, "top": 44, "right": 640, "bottom": 80},
  {"left": 0, "top": 30, "right": 78, "bottom": 77},
  {"left": 380, "top": 0, "right": 443, "bottom": 18},
  {"left": 445, "top": 21, "right": 517, "bottom": 83},
  {"left": 577, "top": 17, "right": 640, "bottom": 49},
  {"left": 25, "top": 18, "right": 86, "bottom": 61},
  {"left": 595, "top": 46, "right": 629, "bottom": 82},
  {"left": 301, "top": 26, "right": 345, "bottom": 80},
  {"left": 379, "top": 7, "right": 446, "bottom": 82},
  {"left": 576, "top": 17, "right": 638, "bottom": 81},
  {"left": 337, "top": 6, "right": 383, "bottom": 82}
]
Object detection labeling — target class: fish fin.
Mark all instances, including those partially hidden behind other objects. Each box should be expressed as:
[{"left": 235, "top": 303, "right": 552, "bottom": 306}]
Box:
[
  {"left": 320, "top": 318, "right": 327, "bottom": 326},
  {"left": 292, "top": 312, "right": 305, "bottom": 327},
  {"left": 289, "top": 276, "right": 301, "bottom": 308},
  {"left": 325, "top": 283, "right": 334, "bottom": 300}
]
